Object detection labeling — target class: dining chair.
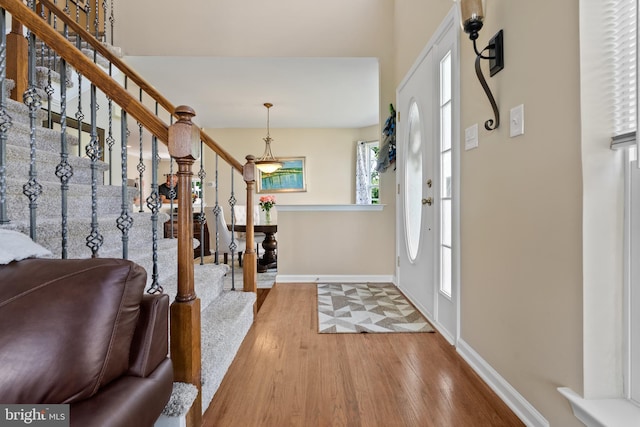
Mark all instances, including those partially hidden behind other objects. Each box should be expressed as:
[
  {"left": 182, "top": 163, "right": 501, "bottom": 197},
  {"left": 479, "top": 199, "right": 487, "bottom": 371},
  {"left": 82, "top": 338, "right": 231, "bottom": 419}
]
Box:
[
  {"left": 204, "top": 208, "right": 247, "bottom": 267},
  {"left": 232, "top": 205, "right": 266, "bottom": 242}
]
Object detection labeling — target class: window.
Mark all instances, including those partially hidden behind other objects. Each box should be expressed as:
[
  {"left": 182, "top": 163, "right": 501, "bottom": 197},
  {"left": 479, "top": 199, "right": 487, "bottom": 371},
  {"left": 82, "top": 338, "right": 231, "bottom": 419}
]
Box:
[
  {"left": 609, "top": 0, "right": 636, "bottom": 148},
  {"left": 608, "top": 0, "right": 639, "bottom": 403},
  {"left": 627, "top": 147, "right": 640, "bottom": 403},
  {"left": 439, "top": 51, "right": 452, "bottom": 298},
  {"left": 356, "top": 140, "right": 379, "bottom": 204}
]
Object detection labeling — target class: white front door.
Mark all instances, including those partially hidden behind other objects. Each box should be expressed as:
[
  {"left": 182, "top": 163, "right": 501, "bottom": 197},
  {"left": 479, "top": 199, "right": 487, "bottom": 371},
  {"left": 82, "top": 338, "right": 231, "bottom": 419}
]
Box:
[{"left": 396, "top": 8, "right": 459, "bottom": 344}]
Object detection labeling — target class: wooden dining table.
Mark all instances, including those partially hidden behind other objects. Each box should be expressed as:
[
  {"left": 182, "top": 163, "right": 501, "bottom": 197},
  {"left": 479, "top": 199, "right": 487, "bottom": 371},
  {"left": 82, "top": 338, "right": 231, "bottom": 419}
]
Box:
[{"left": 228, "top": 223, "right": 277, "bottom": 273}]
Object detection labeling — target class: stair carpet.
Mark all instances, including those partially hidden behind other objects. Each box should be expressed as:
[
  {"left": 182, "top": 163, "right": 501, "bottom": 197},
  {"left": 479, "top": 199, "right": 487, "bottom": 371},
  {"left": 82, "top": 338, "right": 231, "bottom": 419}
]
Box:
[{"left": 0, "top": 89, "right": 255, "bottom": 420}]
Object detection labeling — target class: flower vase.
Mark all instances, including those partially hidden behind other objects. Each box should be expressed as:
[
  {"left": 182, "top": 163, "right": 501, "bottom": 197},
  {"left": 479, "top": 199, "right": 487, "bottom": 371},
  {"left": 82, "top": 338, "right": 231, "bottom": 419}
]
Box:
[{"left": 264, "top": 209, "right": 271, "bottom": 225}]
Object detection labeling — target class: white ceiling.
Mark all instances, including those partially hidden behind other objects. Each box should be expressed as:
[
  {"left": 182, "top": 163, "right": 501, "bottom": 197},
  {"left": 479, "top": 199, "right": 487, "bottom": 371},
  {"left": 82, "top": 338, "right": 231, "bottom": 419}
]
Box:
[{"left": 123, "top": 56, "right": 380, "bottom": 130}]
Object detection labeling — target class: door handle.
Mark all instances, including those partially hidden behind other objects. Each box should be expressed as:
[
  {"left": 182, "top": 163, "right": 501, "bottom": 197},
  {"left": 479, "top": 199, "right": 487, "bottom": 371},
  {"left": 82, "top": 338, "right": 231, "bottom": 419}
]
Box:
[{"left": 422, "top": 197, "right": 432, "bottom": 206}]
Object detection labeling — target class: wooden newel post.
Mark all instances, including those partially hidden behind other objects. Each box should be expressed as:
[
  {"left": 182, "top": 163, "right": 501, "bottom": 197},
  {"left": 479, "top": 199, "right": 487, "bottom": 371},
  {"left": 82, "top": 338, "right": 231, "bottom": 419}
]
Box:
[
  {"left": 243, "top": 155, "right": 258, "bottom": 299},
  {"left": 168, "top": 105, "right": 202, "bottom": 427},
  {"left": 6, "top": 19, "right": 27, "bottom": 102}
]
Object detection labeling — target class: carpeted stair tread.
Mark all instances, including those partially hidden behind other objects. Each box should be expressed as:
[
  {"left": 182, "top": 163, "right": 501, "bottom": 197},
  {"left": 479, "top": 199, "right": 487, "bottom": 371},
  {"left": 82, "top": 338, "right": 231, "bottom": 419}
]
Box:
[
  {"left": 157, "top": 262, "right": 231, "bottom": 311},
  {"left": 4, "top": 144, "right": 105, "bottom": 186},
  {"left": 0, "top": 212, "right": 168, "bottom": 259},
  {"left": 35, "top": 65, "right": 73, "bottom": 89},
  {"left": 2, "top": 180, "right": 132, "bottom": 220},
  {"left": 160, "top": 382, "right": 198, "bottom": 418},
  {"left": 6, "top": 114, "right": 80, "bottom": 153},
  {"left": 200, "top": 290, "right": 256, "bottom": 412},
  {"left": 5, "top": 97, "right": 48, "bottom": 126}
]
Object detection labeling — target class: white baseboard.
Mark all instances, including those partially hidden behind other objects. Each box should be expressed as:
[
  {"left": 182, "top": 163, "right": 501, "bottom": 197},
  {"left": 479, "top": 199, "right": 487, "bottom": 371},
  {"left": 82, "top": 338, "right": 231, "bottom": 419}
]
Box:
[
  {"left": 275, "top": 274, "right": 395, "bottom": 284},
  {"left": 457, "top": 339, "right": 549, "bottom": 427}
]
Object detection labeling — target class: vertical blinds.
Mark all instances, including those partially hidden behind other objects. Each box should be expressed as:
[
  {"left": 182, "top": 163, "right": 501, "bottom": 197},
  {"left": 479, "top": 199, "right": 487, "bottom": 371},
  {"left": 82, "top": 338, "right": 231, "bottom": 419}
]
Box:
[{"left": 607, "top": 0, "right": 637, "bottom": 147}]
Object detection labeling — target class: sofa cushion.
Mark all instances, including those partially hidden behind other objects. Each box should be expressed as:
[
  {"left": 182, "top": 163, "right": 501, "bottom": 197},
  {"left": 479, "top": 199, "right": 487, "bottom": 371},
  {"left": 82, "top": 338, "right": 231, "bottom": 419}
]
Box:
[
  {"left": 0, "top": 258, "right": 147, "bottom": 404},
  {"left": 128, "top": 294, "right": 170, "bottom": 378}
]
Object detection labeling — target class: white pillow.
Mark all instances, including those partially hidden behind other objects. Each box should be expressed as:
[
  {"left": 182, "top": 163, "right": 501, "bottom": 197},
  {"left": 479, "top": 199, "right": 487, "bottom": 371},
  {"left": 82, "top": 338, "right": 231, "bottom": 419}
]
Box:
[{"left": 0, "top": 229, "right": 53, "bottom": 264}]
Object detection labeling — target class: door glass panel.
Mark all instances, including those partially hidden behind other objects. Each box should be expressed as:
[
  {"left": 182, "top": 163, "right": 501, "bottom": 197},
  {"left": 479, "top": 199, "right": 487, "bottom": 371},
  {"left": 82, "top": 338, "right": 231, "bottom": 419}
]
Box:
[
  {"left": 441, "top": 151, "right": 451, "bottom": 198},
  {"left": 441, "top": 199, "right": 451, "bottom": 247},
  {"left": 441, "top": 102, "right": 452, "bottom": 151},
  {"left": 405, "top": 101, "right": 422, "bottom": 261},
  {"left": 440, "top": 51, "right": 452, "bottom": 104},
  {"left": 439, "top": 51, "right": 453, "bottom": 298},
  {"left": 441, "top": 246, "right": 452, "bottom": 297}
]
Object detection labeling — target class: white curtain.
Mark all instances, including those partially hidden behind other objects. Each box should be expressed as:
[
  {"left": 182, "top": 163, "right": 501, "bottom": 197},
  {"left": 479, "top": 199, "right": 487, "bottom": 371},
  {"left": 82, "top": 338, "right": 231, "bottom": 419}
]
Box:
[{"left": 355, "top": 141, "right": 371, "bottom": 204}]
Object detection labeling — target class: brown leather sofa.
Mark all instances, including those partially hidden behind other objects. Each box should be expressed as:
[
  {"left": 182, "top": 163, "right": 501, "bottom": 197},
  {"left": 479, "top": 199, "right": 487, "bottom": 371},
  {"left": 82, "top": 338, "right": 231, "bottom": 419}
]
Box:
[{"left": 0, "top": 258, "right": 173, "bottom": 427}]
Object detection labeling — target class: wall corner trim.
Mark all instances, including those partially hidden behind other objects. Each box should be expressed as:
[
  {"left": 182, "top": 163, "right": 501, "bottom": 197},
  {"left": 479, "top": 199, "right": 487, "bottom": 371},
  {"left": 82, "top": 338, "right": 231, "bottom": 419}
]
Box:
[{"left": 456, "top": 339, "right": 550, "bottom": 427}]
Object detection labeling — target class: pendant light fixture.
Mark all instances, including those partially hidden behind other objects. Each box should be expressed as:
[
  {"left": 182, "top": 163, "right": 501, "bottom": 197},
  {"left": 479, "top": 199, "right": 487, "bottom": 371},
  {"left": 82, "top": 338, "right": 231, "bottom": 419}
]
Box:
[{"left": 255, "top": 103, "right": 283, "bottom": 174}]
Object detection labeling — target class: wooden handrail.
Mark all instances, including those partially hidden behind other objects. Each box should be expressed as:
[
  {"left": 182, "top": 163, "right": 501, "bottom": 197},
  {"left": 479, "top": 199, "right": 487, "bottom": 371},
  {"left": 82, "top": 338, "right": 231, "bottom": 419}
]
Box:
[
  {"left": 1, "top": 0, "right": 169, "bottom": 142},
  {"left": 36, "top": 0, "right": 243, "bottom": 173}
]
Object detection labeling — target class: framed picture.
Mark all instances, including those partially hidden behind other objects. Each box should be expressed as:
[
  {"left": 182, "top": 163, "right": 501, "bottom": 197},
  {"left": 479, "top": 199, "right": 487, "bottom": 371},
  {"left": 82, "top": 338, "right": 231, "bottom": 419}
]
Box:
[{"left": 257, "top": 157, "right": 307, "bottom": 193}]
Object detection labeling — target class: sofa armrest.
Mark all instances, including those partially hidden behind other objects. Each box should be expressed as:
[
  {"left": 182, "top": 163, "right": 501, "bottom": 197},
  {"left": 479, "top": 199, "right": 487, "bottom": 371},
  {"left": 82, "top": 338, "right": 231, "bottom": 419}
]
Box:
[{"left": 128, "top": 294, "right": 170, "bottom": 378}]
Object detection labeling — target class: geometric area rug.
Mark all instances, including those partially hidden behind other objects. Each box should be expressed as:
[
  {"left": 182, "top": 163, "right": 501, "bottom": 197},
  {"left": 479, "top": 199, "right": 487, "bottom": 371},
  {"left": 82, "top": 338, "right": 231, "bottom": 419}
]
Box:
[{"left": 317, "top": 283, "right": 434, "bottom": 334}]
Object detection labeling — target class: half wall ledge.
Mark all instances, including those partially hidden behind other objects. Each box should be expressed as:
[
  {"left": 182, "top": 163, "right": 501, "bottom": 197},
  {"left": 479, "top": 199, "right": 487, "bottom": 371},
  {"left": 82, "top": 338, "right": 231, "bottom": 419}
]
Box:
[{"left": 277, "top": 204, "right": 385, "bottom": 212}]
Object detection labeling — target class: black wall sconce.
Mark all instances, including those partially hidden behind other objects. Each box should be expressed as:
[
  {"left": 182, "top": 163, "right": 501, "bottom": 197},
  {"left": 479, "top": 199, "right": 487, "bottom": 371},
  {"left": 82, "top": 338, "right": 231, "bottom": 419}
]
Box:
[{"left": 459, "top": 0, "right": 504, "bottom": 130}]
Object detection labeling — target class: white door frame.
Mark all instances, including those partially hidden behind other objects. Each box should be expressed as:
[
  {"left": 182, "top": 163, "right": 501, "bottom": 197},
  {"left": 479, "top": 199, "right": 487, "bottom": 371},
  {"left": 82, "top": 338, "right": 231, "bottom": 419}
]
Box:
[{"left": 395, "top": 6, "right": 461, "bottom": 345}]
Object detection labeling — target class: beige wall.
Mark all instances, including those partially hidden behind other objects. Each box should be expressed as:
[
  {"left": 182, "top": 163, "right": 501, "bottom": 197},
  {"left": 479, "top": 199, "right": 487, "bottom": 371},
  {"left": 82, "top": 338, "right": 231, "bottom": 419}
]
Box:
[
  {"left": 116, "top": 0, "right": 398, "bottom": 278},
  {"left": 198, "top": 126, "right": 397, "bottom": 277},
  {"left": 115, "top": 0, "right": 394, "bottom": 58},
  {"left": 277, "top": 209, "right": 394, "bottom": 276},
  {"left": 201, "top": 127, "right": 378, "bottom": 208},
  {"left": 394, "top": 1, "right": 584, "bottom": 426}
]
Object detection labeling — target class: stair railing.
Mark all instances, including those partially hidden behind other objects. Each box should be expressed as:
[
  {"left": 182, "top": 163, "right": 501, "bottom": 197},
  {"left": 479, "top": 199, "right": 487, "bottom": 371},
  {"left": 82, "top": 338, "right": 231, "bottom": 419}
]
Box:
[{"left": 0, "top": 1, "right": 258, "bottom": 425}]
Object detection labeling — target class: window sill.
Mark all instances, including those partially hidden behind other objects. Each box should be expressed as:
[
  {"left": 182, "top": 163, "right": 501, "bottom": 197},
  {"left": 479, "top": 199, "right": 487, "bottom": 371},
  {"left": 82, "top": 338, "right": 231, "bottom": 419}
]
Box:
[
  {"left": 558, "top": 387, "right": 640, "bottom": 427},
  {"left": 277, "top": 204, "right": 385, "bottom": 212}
]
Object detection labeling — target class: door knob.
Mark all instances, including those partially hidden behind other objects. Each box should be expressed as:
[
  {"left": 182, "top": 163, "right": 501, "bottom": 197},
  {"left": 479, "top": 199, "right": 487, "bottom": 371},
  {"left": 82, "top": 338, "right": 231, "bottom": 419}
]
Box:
[{"left": 422, "top": 197, "right": 432, "bottom": 206}]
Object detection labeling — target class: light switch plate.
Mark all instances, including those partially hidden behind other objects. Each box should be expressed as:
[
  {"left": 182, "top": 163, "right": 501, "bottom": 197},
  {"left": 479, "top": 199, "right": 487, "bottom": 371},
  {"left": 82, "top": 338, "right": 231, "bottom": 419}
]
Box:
[
  {"left": 510, "top": 104, "right": 524, "bottom": 137},
  {"left": 465, "top": 124, "right": 479, "bottom": 150}
]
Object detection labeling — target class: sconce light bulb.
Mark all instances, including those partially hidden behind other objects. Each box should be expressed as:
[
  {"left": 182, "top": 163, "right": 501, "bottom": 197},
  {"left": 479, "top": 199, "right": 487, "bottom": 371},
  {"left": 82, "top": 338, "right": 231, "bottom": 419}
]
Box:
[{"left": 463, "top": 18, "right": 483, "bottom": 40}]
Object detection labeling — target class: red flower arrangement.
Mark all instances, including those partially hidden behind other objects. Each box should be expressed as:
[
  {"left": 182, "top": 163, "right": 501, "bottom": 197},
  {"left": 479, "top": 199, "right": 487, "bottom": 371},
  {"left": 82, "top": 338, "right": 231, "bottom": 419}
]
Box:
[{"left": 259, "top": 195, "right": 276, "bottom": 212}]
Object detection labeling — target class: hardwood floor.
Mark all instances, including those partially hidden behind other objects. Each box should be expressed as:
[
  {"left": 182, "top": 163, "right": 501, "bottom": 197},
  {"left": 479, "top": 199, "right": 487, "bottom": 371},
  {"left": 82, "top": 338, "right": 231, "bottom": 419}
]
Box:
[{"left": 204, "top": 283, "right": 524, "bottom": 427}]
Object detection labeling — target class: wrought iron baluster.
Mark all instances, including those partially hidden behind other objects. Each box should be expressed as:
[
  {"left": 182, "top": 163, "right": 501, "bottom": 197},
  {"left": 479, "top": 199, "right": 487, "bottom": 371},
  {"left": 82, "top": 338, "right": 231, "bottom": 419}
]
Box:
[
  {"left": 136, "top": 120, "right": 144, "bottom": 212},
  {"left": 104, "top": 29, "right": 114, "bottom": 183},
  {"left": 168, "top": 115, "right": 175, "bottom": 238},
  {"left": 106, "top": 92, "right": 114, "bottom": 184},
  {"left": 23, "top": 0, "right": 43, "bottom": 241},
  {"left": 116, "top": 109, "right": 132, "bottom": 259},
  {"left": 109, "top": 0, "right": 114, "bottom": 46},
  {"left": 85, "top": 1, "right": 90, "bottom": 33},
  {"left": 102, "top": 0, "right": 107, "bottom": 42},
  {"left": 213, "top": 154, "right": 219, "bottom": 263},
  {"left": 146, "top": 148, "right": 161, "bottom": 292},
  {"left": 55, "top": 45, "right": 72, "bottom": 259},
  {"left": 146, "top": 102, "right": 161, "bottom": 294},
  {"left": 0, "top": 8, "right": 13, "bottom": 225},
  {"left": 197, "top": 139, "right": 206, "bottom": 265},
  {"left": 229, "top": 170, "right": 237, "bottom": 291},
  {"left": 85, "top": 84, "right": 103, "bottom": 257},
  {"left": 39, "top": 5, "right": 54, "bottom": 130},
  {"left": 94, "top": 0, "right": 100, "bottom": 39},
  {"left": 75, "top": 69, "right": 83, "bottom": 157}
]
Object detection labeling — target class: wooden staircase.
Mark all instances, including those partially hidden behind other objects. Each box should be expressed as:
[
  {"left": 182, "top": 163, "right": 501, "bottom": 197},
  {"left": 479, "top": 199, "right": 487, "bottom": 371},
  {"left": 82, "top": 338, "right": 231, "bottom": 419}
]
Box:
[{"left": 0, "top": 1, "right": 260, "bottom": 425}]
